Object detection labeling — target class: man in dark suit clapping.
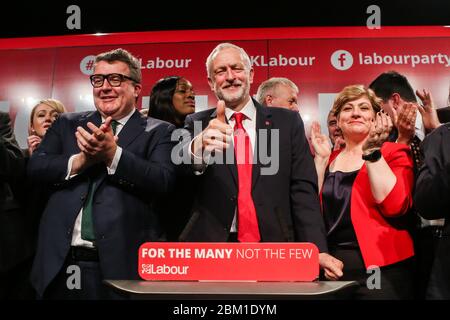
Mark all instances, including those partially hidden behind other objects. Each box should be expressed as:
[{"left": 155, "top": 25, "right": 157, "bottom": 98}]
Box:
[{"left": 28, "top": 49, "right": 176, "bottom": 299}]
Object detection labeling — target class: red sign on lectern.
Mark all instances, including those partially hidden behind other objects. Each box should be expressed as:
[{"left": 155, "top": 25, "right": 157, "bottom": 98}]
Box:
[{"left": 138, "top": 242, "right": 319, "bottom": 281}]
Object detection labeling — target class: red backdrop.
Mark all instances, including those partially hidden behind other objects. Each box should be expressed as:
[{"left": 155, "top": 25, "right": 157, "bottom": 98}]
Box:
[{"left": 1, "top": 26, "right": 449, "bottom": 147}]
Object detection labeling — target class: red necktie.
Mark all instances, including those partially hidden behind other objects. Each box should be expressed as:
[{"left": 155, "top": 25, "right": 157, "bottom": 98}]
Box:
[{"left": 232, "top": 112, "right": 260, "bottom": 242}]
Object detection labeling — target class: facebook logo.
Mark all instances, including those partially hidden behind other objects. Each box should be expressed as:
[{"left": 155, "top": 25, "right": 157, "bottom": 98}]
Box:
[{"left": 330, "top": 50, "right": 353, "bottom": 70}]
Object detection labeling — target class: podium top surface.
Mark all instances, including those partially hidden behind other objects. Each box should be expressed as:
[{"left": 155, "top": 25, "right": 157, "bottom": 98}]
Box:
[{"left": 104, "top": 280, "right": 358, "bottom": 299}]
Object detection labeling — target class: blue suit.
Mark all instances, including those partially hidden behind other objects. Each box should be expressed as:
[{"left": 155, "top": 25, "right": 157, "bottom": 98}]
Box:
[{"left": 28, "top": 110, "right": 176, "bottom": 297}]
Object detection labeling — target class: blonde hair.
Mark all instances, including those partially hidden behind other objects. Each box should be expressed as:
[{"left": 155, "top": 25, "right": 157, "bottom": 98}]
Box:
[
  {"left": 332, "top": 85, "right": 381, "bottom": 117},
  {"left": 30, "top": 98, "right": 66, "bottom": 125}
]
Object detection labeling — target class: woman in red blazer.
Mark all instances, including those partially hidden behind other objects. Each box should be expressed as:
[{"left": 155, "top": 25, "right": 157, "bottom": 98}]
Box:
[{"left": 310, "top": 85, "right": 415, "bottom": 299}]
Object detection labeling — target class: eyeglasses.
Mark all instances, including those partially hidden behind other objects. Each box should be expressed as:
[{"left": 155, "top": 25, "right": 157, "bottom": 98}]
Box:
[{"left": 90, "top": 73, "right": 139, "bottom": 88}]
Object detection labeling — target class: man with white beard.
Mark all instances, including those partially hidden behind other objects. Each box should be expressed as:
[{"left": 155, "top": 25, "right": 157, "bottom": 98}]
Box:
[{"left": 179, "top": 43, "right": 343, "bottom": 281}]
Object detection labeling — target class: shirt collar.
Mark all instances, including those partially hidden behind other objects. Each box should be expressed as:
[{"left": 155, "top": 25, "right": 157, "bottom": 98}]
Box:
[
  {"left": 415, "top": 111, "right": 425, "bottom": 141},
  {"left": 225, "top": 98, "right": 256, "bottom": 122},
  {"left": 102, "top": 108, "right": 136, "bottom": 126}
]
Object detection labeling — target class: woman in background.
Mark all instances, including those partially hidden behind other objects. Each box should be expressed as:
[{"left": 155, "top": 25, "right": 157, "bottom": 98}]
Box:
[
  {"left": 27, "top": 99, "right": 66, "bottom": 155},
  {"left": 148, "top": 76, "right": 196, "bottom": 241},
  {"left": 17, "top": 99, "right": 66, "bottom": 298},
  {"left": 148, "top": 76, "right": 195, "bottom": 128}
]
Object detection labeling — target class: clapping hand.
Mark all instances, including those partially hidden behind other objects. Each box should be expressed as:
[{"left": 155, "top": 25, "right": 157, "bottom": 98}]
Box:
[
  {"left": 363, "top": 111, "right": 392, "bottom": 154},
  {"left": 75, "top": 116, "right": 118, "bottom": 166},
  {"left": 416, "top": 89, "right": 441, "bottom": 132},
  {"left": 392, "top": 103, "right": 416, "bottom": 145}
]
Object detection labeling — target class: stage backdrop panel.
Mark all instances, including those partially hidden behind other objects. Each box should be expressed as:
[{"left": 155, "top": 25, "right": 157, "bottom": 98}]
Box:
[{"left": 0, "top": 28, "right": 448, "bottom": 148}]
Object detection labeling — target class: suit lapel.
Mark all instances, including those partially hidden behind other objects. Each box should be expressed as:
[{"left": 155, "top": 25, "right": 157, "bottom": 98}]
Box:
[
  {"left": 78, "top": 111, "right": 102, "bottom": 132},
  {"left": 252, "top": 101, "right": 272, "bottom": 190},
  {"left": 210, "top": 109, "right": 238, "bottom": 186},
  {"left": 87, "top": 110, "right": 144, "bottom": 194},
  {"left": 116, "top": 109, "right": 145, "bottom": 148},
  {"left": 75, "top": 111, "right": 105, "bottom": 193}
]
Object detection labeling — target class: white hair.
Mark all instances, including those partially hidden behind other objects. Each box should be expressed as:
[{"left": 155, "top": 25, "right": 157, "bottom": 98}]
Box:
[
  {"left": 205, "top": 43, "right": 252, "bottom": 78},
  {"left": 255, "top": 77, "right": 299, "bottom": 105}
]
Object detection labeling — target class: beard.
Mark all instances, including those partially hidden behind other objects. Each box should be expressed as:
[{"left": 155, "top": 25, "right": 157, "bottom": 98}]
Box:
[{"left": 214, "top": 81, "right": 249, "bottom": 107}]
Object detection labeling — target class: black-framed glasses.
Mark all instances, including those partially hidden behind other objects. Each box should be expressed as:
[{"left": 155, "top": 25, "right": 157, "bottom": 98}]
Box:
[{"left": 90, "top": 73, "right": 139, "bottom": 88}]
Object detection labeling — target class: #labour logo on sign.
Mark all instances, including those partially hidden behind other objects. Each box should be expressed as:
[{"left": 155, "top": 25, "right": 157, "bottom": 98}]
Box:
[
  {"left": 331, "top": 50, "right": 354, "bottom": 71},
  {"left": 80, "top": 55, "right": 96, "bottom": 75}
]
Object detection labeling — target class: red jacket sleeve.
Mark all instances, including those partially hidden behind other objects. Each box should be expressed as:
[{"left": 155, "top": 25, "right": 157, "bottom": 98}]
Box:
[{"left": 376, "top": 142, "right": 414, "bottom": 217}]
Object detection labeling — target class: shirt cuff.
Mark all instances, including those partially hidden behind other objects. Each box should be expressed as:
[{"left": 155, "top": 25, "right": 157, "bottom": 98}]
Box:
[
  {"left": 107, "top": 146, "right": 122, "bottom": 175},
  {"left": 66, "top": 154, "right": 79, "bottom": 180},
  {"left": 189, "top": 135, "right": 208, "bottom": 175}
]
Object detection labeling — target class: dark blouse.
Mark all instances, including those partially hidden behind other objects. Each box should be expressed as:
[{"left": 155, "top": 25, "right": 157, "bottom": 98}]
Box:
[{"left": 322, "top": 169, "right": 359, "bottom": 247}]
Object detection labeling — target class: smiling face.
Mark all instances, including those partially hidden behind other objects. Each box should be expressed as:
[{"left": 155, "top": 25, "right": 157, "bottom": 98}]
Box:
[
  {"left": 92, "top": 60, "right": 141, "bottom": 119},
  {"left": 30, "top": 104, "right": 60, "bottom": 137},
  {"left": 208, "top": 47, "right": 254, "bottom": 111},
  {"left": 172, "top": 77, "right": 195, "bottom": 116},
  {"left": 337, "top": 96, "right": 375, "bottom": 139}
]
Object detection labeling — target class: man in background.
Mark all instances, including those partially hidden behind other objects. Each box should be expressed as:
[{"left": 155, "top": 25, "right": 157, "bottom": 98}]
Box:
[
  {"left": 326, "top": 109, "right": 345, "bottom": 151},
  {"left": 256, "top": 77, "right": 299, "bottom": 112},
  {"left": 370, "top": 70, "right": 443, "bottom": 299}
]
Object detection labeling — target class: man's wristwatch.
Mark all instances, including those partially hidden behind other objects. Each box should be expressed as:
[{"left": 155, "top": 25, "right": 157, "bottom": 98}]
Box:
[{"left": 362, "top": 149, "right": 382, "bottom": 162}]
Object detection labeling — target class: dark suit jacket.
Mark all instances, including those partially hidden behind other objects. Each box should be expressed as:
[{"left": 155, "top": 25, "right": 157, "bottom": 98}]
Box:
[
  {"left": 437, "top": 106, "right": 450, "bottom": 124},
  {"left": 28, "top": 110, "right": 176, "bottom": 296},
  {"left": 179, "top": 100, "right": 328, "bottom": 252},
  {"left": 0, "top": 112, "right": 32, "bottom": 272},
  {"left": 414, "top": 122, "right": 450, "bottom": 298}
]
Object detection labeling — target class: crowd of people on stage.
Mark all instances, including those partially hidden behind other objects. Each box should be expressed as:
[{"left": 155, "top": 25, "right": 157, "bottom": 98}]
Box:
[{"left": 1, "top": 43, "right": 449, "bottom": 300}]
